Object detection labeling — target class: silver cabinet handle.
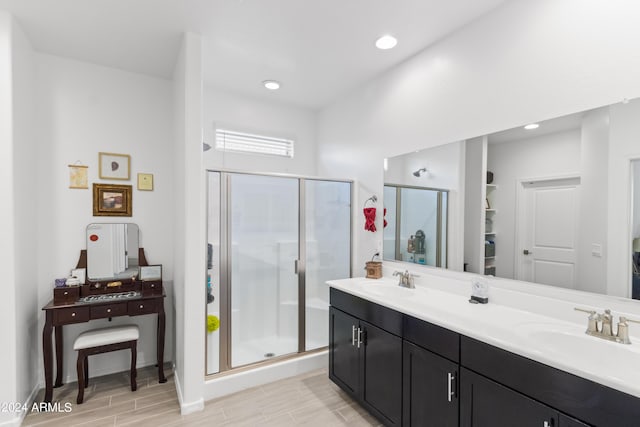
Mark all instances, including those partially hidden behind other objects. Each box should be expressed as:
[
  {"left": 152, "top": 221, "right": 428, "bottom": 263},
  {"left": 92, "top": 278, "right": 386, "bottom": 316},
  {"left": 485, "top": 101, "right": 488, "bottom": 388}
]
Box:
[
  {"left": 447, "top": 372, "right": 455, "bottom": 402},
  {"left": 351, "top": 325, "right": 357, "bottom": 346},
  {"left": 357, "top": 328, "right": 363, "bottom": 348}
]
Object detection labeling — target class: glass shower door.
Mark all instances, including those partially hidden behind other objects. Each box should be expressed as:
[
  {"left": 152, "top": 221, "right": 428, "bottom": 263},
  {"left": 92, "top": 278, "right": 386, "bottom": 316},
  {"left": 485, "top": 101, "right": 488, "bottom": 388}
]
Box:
[
  {"left": 304, "top": 180, "right": 351, "bottom": 351},
  {"left": 229, "top": 174, "right": 299, "bottom": 367}
]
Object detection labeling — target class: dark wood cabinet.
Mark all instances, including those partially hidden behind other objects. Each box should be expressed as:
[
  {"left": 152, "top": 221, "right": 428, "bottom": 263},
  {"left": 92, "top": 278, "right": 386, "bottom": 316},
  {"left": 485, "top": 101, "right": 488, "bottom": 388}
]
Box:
[
  {"left": 329, "top": 307, "right": 359, "bottom": 394},
  {"left": 559, "top": 414, "right": 591, "bottom": 427},
  {"left": 329, "top": 297, "right": 402, "bottom": 426},
  {"left": 403, "top": 341, "right": 458, "bottom": 427},
  {"left": 461, "top": 368, "right": 557, "bottom": 427},
  {"left": 361, "top": 320, "right": 402, "bottom": 426}
]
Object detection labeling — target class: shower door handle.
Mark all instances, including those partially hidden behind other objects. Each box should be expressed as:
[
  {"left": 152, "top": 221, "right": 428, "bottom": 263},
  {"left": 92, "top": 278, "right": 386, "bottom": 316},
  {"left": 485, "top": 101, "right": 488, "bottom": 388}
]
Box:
[{"left": 294, "top": 259, "right": 299, "bottom": 274}]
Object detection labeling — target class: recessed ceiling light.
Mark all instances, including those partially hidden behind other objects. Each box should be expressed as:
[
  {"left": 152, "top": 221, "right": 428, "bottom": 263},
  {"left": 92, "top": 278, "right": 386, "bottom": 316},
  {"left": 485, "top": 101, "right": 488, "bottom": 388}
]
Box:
[
  {"left": 524, "top": 123, "right": 540, "bottom": 130},
  {"left": 263, "top": 80, "right": 281, "bottom": 90},
  {"left": 375, "top": 35, "right": 397, "bottom": 50}
]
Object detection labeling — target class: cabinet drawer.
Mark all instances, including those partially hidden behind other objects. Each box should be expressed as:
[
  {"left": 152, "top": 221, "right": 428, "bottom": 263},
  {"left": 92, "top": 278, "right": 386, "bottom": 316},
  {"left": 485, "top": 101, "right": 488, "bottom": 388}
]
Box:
[
  {"left": 404, "top": 315, "right": 460, "bottom": 362},
  {"left": 53, "top": 306, "right": 90, "bottom": 325},
  {"left": 142, "top": 280, "right": 162, "bottom": 296},
  {"left": 128, "top": 300, "right": 157, "bottom": 315},
  {"left": 330, "top": 288, "right": 403, "bottom": 336},
  {"left": 90, "top": 303, "right": 127, "bottom": 319}
]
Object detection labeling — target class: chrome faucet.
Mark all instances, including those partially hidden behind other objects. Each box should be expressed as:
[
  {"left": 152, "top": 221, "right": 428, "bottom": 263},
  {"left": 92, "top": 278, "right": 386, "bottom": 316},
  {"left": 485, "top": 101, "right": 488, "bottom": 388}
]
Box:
[
  {"left": 393, "top": 270, "right": 417, "bottom": 289},
  {"left": 575, "top": 308, "right": 640, "bottom": 344}
]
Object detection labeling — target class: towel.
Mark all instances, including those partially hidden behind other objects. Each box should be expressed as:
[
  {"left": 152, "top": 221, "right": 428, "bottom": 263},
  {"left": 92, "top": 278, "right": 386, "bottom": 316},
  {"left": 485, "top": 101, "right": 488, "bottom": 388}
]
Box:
[{"left": 364, "top": 207, "right": 377, "bottom": 232}]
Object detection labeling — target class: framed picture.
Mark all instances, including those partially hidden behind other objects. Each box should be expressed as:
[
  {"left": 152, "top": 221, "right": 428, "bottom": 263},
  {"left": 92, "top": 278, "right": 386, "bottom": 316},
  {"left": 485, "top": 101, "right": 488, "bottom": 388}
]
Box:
[
  {"left": 93, "top": 183, "right": 132, "bottom": 216},
  {"left": 137, "top": 173, "right": 154, "bottom": 191},
  {"left": 68, "top": 164, "right": 88, "bottom": 189},
  {"left": 139, "top": 265, "right": 162, "bottom": 281},
  {"left": 70, "top": 268, "right": 86, "bottom": 285},
  {"left": 99, "top": 152, "right": 131, "bottom": 180}
]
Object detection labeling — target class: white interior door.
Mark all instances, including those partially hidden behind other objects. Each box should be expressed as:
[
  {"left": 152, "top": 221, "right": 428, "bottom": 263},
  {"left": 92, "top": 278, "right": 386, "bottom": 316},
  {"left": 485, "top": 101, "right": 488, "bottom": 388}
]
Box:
[{"left": 517, "top": 177, "right": 580, "bottom": 288}]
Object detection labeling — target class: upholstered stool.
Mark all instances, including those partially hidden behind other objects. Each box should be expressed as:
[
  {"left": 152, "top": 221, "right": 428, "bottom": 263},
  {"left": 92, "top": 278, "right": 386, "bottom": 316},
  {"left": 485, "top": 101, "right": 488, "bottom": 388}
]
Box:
[{"left": 73, "top": 325, "right": 139, "bottom": 404}]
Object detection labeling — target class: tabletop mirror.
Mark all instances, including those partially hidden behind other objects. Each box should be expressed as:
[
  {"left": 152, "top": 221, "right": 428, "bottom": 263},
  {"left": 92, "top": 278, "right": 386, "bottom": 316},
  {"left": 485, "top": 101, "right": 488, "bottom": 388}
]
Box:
[{"left": 86, "top": 223, "right": 139, "bottom": 280}]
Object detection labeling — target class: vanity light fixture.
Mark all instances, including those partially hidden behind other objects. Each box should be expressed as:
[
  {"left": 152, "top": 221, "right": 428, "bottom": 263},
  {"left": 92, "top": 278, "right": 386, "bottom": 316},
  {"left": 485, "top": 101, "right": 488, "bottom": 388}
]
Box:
[
  {"left": 375, "top": 35, "right": 397, "bottom": 50},
  {"left": 263, "top": 80, "right": 281, "bottom": 90},
  {"left": 524, "top": 123, "right": 540, "bottom": 130}
]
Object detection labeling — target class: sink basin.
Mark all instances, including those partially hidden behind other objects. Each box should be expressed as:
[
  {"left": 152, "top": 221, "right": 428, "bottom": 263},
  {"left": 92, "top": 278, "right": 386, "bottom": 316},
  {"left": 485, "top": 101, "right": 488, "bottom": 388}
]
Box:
[{"left": 363, "top": 282, "right": 416, "bottom": 298}]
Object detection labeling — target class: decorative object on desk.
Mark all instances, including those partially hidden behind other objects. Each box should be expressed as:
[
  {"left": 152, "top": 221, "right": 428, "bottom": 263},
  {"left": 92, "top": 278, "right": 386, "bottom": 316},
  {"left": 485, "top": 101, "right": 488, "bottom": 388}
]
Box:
[
  {"left": 486, "top": 170, "right": 494, "bottom": 184},
  {"left": 365, "top": 252, "right": 382, "bottom": 279},
  {"left": 363, "top": 195, "right": 378, "bottom": 232},
  {"left": 137, "top": 173, "right": 153, "bottom": 191},
  {"left": 66, "top": 277, "right": 81, "bottom": 286},
  {"left": 92, "top": 183, "right": 132, "bottom": 216},
  {"left": 106, "top": 281, "right": 123, "bottom": 288},
  {"left": 139, "top": 264, "right": 162, "bottom": 281},
  {"left": 98, "top": 152, "right": 130, "bottom": 180},
  {"left": 68, "top": 162, "right": 88, "bottom": 189},
  {"left": 470, "top": 278, "right": 489, "bottom": 304},
  {"left": 54, "top": 278, "right": 67, "bottom": 287},
  {"left": 71, "top": 268, "right": 86, "bottom": 285}
]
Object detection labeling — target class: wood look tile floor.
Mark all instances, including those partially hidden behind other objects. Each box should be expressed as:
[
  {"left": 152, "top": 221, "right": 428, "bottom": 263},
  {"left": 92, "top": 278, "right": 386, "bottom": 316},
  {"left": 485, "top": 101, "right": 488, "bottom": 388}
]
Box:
[{"left": 23, "top": 365, "right": 381, "bottom": 426}]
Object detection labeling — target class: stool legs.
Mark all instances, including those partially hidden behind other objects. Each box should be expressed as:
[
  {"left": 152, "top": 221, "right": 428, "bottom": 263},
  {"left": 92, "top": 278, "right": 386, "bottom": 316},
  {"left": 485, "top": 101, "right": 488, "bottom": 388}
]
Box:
[
  {"left": 75, "top": 340, "right": 138, "bottom": 404},
  {"left": 130, "top": 341, "right": 137, "bottom": 392},
  {"left": 76, "top": 350, "right": 86, "bottom": 404}
]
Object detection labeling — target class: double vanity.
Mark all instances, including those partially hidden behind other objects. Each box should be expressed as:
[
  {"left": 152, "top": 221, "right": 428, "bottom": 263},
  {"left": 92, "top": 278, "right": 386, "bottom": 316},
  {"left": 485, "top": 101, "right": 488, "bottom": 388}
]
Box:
[{"left": 328, "top": 275, "right": 640, "bottom": 427}]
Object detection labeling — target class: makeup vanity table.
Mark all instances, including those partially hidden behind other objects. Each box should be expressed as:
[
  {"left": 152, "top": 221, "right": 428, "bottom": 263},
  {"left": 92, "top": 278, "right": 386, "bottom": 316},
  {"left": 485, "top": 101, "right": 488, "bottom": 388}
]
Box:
[{"left": 41, "top": 224, "right": 167, "bottom": 403}]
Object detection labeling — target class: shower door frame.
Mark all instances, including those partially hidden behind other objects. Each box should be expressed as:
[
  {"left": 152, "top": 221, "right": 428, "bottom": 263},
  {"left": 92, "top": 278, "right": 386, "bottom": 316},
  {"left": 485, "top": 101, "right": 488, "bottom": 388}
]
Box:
[{"left": 208, "top": 170, "right": 353, "bottom": 375}]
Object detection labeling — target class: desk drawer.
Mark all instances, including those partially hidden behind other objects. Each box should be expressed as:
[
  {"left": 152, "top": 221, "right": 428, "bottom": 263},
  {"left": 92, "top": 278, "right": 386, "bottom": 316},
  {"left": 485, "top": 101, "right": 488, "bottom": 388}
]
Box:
[
  {"left": 128, "top": 300, "right": 157, "bottom": 315},
  {"left": 90, "top": 303, "right": 127, "bottom": 319},
  {"left": 53, "top": 307, "right": 90, "bottom": 325}
]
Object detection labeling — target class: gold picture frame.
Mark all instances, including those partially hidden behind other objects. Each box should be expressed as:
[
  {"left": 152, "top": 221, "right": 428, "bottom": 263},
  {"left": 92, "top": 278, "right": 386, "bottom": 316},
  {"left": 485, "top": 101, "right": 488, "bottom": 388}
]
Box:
[
  {"left": 137, "top": 173, "right": 154, "bottom": 191},
  {"left": 93, "top": 183, "right": 132, "bottom": 216},
  {"left": 99, "top": 152, "right": 131, "bottom": 180}
]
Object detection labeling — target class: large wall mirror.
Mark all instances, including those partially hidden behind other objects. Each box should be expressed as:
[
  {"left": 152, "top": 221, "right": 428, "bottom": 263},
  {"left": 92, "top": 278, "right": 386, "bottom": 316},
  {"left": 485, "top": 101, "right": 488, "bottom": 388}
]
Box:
[
  {"left": 384, "top": 99, "right": 640, "bottom": 300},
  {"left": 86, "top": 223, "right": 139, "bottom": 280}
]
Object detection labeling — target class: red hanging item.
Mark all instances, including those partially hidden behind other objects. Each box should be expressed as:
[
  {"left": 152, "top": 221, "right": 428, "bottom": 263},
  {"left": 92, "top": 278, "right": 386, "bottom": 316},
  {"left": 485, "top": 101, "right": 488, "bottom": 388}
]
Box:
[
  {"left": 363, "top": 207, "right": 377, "bottom": 232},
  {"left": 383, "top": 208, "right": 388, "bottom": 228}
]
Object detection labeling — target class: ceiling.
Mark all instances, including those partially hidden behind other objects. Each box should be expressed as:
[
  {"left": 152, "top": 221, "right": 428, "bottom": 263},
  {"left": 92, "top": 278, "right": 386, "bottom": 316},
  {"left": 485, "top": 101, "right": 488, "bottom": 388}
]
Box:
[
  {"left": 488, "top": 111, "right": 585, "bottom": 145},
  {"left": 0, "top": 0, "right": 507, "bottom": 110}
]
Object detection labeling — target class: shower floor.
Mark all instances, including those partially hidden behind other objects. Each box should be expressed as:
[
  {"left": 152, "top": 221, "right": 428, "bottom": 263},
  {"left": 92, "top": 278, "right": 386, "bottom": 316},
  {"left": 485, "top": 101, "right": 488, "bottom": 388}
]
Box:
[{"left": 232, "top": 335, "right": 326, "bottom": 368}]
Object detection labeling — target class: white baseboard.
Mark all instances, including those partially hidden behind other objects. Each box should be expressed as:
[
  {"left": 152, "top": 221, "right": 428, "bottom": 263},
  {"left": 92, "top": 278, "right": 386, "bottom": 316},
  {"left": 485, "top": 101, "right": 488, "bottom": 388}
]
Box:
[
  {"left": 204, "top": 350, "right": 328, "bottom": 401},
  {"left": 173, "top": 364, "right": 204, "bottom": 415},
  {"left": 0, "top": 382, "right": 40, "bottom": 427}
]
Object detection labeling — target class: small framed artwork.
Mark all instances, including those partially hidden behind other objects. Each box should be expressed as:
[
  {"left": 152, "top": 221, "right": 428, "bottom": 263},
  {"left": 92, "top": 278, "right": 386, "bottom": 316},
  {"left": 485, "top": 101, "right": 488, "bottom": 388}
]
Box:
[
  {"left": 93, "top": 183, "right": 132, "bottom": 216},
  {"left": 138, "top": 173, "right": 154, "bottom": 191},
  {"left": 99, "top": 152, "right": 131, "bottom": 180},
  {"left": 139, "top": 265, "right": 162, "bottom": 281},
  {"left": 68, "top": 164, "right": 88, "bottom": 189}
]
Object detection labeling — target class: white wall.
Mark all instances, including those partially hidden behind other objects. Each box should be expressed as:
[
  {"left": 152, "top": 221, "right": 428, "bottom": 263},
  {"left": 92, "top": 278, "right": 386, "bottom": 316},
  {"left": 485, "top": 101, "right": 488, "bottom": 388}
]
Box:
[
  {"left": 203, "top": 86, "right": 317, "bottom": 176},
  {"left": 0, "top": 10, "right": 18, "bottom": 427},
  {"left": 487, "top": 129, "right": 581, "bottom": 280},
  {"left": 172, "top": 32, "right": 205, "bottom": 414},
  {"left": 34, "top": 54, "right": 175, "bottom": 384},
  {"left": 317, "top": 0, "right": 640, "bottom": 282},
  {"left": 578, "top": 108, "right": 609, "bottom": 294},
  {"left": 12, "top": 14, "right": 39, "bottom": 416},
  {"left": 634, "top": 161, "right": 640, "bottom": 239}
]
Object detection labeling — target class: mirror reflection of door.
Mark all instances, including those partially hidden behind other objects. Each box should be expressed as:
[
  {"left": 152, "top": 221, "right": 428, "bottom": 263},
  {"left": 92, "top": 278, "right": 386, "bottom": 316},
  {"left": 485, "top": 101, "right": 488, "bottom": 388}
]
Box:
[
  {"left": 383, "top": 184, "right": 448, "bottom": 268},
  {"left": 516, "top": 177, "right": 580, "bottom": 288}
]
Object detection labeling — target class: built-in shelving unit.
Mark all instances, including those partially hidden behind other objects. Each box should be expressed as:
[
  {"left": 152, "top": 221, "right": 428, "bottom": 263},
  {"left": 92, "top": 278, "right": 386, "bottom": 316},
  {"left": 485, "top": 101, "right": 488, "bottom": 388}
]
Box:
[{"left": 484, "top": 183, "right": 497, "bottom": 276}]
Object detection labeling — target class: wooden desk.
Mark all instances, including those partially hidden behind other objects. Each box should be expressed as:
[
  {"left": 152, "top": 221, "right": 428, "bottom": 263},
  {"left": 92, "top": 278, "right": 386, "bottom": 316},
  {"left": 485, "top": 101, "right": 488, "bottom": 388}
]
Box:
[{"left": 41, "top": 293, "right": 167, "bottom": 403}]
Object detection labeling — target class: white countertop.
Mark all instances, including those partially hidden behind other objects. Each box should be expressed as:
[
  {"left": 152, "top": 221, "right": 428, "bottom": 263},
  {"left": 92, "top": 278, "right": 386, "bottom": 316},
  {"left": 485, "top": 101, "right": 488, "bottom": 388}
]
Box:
[{"left": 327, "top": 276, "right": 640, "bottom": 399}]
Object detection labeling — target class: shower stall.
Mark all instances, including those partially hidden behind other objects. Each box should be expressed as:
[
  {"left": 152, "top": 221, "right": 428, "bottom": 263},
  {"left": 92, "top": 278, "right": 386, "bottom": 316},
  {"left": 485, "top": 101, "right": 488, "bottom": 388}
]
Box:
[{"left": 206, "top": 171, "right": 352, "bottom": 375}]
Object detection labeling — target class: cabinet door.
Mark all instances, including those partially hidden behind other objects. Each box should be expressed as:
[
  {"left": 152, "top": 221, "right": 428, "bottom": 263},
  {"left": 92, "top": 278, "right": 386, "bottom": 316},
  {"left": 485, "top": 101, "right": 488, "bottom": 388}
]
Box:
[
  {"left": 361, "top": 320, "right": 403, "bottom": 426},
  {"left": 329, "top": 307, "right": 359, "bottom": 394},
  {"left": 403, "top": 341, "right": 458, "bottom": 427},
  {"left": 461, "top": 368, "right": 557, "bottom": 427}
]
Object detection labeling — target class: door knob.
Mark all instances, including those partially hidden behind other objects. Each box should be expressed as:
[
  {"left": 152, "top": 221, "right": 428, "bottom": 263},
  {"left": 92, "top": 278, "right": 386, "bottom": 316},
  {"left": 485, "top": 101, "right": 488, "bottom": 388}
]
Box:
[{"left": 523, "top": 249, "right": 533, "bottom": 255}]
